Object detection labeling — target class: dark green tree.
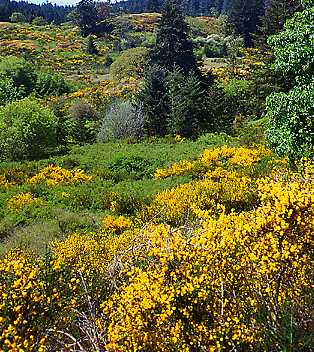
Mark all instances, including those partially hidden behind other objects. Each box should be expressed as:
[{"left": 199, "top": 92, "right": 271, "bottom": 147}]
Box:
[
  {"left": 167, "top": 68, "right": 210, "bottom": 137},
  {"left": 149, "top": 0, "right": 200, "bottom": 75},
  {"left": 146, "top": 0, "right": 160, "bottom": 12},
  {"left": 256, "top": 0, "right": 302, "bottom": 46},
  {"left": 227, "top": 0, "right": 265, "bottom": 46},
  {"left": 75, "top": 0, "right": 98, "bottom": 36},
  {"left": 137, "top": 65, "right": 170, "bottom": 136}
]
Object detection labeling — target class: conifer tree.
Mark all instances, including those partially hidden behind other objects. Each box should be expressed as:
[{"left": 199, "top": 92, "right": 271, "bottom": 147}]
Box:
[
  {"left": 149, "top": 0, "right": 200, "bottom": 76},
  {"left": 227, "top": 0, "right": 265, "bottom": 46},
  {"left": 75, "top": 0, "right": 98, "bottom": 36},
  {"left": 257, "top": 0, "right": 302, "bottom": 46},
  {"left": 167, "top": 68, "right": 209, "bottom": 137},
  {"left": 137, "top": 65, "right": 169, "bottom": 136}
]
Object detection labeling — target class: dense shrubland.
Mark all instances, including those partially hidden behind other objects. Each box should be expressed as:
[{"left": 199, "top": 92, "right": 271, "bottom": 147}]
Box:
[{"left": 0, "top": 0, "right": 313, "bottom": 350}]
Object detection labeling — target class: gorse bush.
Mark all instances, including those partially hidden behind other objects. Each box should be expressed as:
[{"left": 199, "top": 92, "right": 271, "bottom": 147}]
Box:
[
  {"left": 0, "top": 98, "right": 58, "bottom": 161},
  {"left": 0, "top": 150, "right": 312, "bottom": 351}
]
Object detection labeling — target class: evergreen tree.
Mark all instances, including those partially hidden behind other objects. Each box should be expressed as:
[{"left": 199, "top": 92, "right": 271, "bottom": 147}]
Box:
[
  {"left": 149, "top": 0, "right": 200, "bottom": 76},
  {"left": 137, "top": 65, "right": 169, "bottom": 136},
  {"left": 257, "top": 0, "right": 302, "bottom": 46},
  {"left": 75, "top": 0, "right": 98, "bottom": 36},
  {"left": 146, "top": 0, "right": 160, "bottom": 12},
  {"left": 227, "top": 0, "right": 265, "bottom": 46},
  {"left": 167, "top": 68, "right": 209, "bottom": 137}
]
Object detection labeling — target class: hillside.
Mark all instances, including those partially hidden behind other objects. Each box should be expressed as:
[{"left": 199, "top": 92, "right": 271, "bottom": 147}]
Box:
[{"left": 0, "top": 0, "right": 313, "bottom": 350}]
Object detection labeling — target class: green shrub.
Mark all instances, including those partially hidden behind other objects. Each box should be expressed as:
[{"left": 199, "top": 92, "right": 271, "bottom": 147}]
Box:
[
  {"left": 265, "top": 84, "right": 314, "bottom": 159},
  {"left": 9, "top": 12, "right": 26, "bottom": 23},
  {"left": 110, "top": 47, "right": 149, "bottom": 80},
  {"left": 35, "top": 71, "right": 71, "bottom": 97},
  {"left": 0, "top": 56, "right": 37, "bottom": 96},
  {"left": 0, "top": 98, "right": 58, "bottom": 161},
  {"left": 0, "top": 75, "right": 22, "bottom": 106},
  {"left": 32, "top": 16, "right": 46, "bottom": 26},
  {"left": 68, "top": 100, "right": 99, "bottom": 143}
]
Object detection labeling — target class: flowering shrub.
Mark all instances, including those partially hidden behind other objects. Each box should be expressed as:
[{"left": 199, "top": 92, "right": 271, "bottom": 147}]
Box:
[
  {"left": 154, "top": 145, "right": 272, "bottom": 179},
  {"left": 149, "top": 168, "right": 254, "bottom": 224},
  {"left": 7, "top": 193, "right": 43, "bottom": 212},
  {"left": 104, "top": 169, "right": 314, "bottom": 351},
  {"left": 52, "top": 231, "right": 134, "bottom": 275},
  {"left": 102, "top": 215, "right": 132, "bottom": 234},
  {"left": 0, "top": 175, "right": 13, "bottom": 189},
  {"left": 28, "top": 165, "right": 92, "bottom": 186},
  {"left": 0, "top": 251, "right": 79, "bottom": 351}
]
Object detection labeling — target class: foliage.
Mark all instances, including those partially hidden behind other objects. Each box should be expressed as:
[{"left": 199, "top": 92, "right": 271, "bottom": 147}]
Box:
[
  {"left": 149, "top": 0, "right": 200, "bottom": 76},
  {"left": 265, "top": 4, "right": 314, "bottom": 159},
  {"left": 257, "top": 0, "right": 302, "bottom": 46},
  {"left": 166, "top": 68, "right": 210, "bottom": 137},
  {"left": 138, "top": 64, "right": 169, "bottom": 136},
  {"left": 110, "top": 47, "right": 149, "bottom": 81},
  {"left": 97, "top": 100, "right": 145, "bottom": 142},
  {"left": 265, "top": 83, "right": 314, "bottom": 159},
  {"left": 0, "top": 98, "right": 58, "bottom": 161},
  {"left": 68, "top": 100, "right": 99, "bottom": 144},
  {"left": 74, "top": 0, "right": 98, "bottom": 36},
  {"left": 35, "top": 71, "right": 71, "bottom": 97},
  {"left": 86, "top": 35, "right": 98, "bottom": 55},
  {"left": 0, "top": 56, "right": 36, "bottom": 96},
  {"left": 0, "top": 75, "right": 22, "bottom": 106},
  {"left": 9, "top": 12, "right": 26, "bottom": 23}
]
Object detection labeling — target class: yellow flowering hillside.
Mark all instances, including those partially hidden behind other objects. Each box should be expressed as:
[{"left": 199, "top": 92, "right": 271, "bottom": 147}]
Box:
[{"left": 0, "top": 143, "right": 313, "bottom": 351}]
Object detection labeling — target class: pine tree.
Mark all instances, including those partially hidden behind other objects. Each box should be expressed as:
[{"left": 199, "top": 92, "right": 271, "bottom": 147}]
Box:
[
  {"left": 257, "top": 0, "right": 302, "bottom": 46},
  {"left": 146, "top": 0, "right": 160, "bottom": 12},
  {"left": 75, "top": 0, "right": 98, "bottom": 36},
  {"left": 167, "top": 68, "right": 210, "bottom": 137},
  {"left": 137, "top": 65, "right": 169, "bottom": 136},
  {"left": 227, "top": 0, "right": 265, "bottom": 46},
  {"left": 149, "top": 0, "right": 200, "bottom": 76}
]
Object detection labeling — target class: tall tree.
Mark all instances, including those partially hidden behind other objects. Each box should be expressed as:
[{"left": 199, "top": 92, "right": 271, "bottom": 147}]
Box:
[
  {"left": 227, "top": 0, "right": 265, "bottom": 46},
  {"left": 256, "top": 0, "right": 302, "bottom": 46},
  {"left": 75, "top": 0, "right": 98, "bottom": 36},
  {"left": 149, "top": 0, "right": 200, "bottom": 75},
  {"left": 265, "top": 0, "right": 314, "bottom": 160}
]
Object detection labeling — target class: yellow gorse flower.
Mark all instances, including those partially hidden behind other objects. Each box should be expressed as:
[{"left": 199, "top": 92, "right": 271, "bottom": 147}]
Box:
[{"left": 28, "top": 164, "right": 92, "bottom": 186}]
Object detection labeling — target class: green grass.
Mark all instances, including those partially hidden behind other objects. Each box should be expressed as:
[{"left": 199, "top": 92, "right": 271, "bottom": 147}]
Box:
[{"left": 0, "top": 134, "right": 238, "bottom": 255}]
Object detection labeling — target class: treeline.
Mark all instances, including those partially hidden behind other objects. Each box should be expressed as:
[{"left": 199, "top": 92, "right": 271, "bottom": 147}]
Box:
[
  {"left": 0, "top": 0, "right": 72, "bottom": 24},
  {"left": 114, "top": 0, "right": 302, "bottom": 45},
  {"left": 114, "top": 0, "right": 261, "bottom": 15}
]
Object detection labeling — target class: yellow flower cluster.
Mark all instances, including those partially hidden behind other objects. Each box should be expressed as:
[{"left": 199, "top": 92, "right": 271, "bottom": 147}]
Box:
[
  {"left": 103, "top": 170, "right": 314, "bottom": 351},
  {"left": 0, "top": 251, "right": 78, "bottom": 351},
  {"left": 28, "top": 164, "right": 92, "bottom": 186},
  {"left": 7, "top": 192, "right": 42, "bottom": 212},
  {"left": 102, "top": 215, "right": 132, "bottom": 233},
  {"left": 0, "top": 175, "right": 12, "bottom": 189},
  {"left": 150, "top": 168, "right": 254, "bottom": 224},
  {"left": 52, "top": 231, "right": 134, "bottom": 275},
  {"left": 154, "top": 145, "right": 272, "bottom": 179}
]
